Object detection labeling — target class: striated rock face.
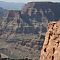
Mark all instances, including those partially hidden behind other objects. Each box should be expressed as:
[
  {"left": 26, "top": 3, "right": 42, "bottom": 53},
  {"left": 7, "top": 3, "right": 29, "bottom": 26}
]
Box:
[
  {"left": 40, "top": 20, "right": 60, "bottom": 60},
  {"left": 0, "top": 2, "right": 60, "bottom": 60},
  {"left": 21, "top": 2, "right": 60, "bottom": 22}
]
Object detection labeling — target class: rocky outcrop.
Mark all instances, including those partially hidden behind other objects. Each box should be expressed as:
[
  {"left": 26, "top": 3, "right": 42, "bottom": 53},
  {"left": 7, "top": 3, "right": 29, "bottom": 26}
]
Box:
[
  {"left": 40, "top": 20, "right": 60, "bottom": 60},
  {"left": 21, "top": 2, "right": 60, "bottom": 22}
]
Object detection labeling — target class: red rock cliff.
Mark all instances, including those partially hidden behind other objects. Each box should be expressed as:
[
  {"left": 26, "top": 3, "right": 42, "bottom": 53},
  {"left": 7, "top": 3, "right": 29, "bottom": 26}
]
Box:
[{"left": 40, "top": 20, "right": 60, "bottom": 60}]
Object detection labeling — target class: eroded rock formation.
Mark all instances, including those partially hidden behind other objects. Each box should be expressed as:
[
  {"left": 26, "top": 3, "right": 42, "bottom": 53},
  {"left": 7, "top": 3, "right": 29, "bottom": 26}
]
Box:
[
  {"left": 0, "top": 2, "right": 60, "bottom": 60},
  {"left": 40, "top": 20, "right": 60, "bottom": 60}
]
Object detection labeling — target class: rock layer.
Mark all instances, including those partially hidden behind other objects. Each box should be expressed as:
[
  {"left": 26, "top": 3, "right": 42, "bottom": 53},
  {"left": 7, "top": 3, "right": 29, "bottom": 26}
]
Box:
[{"left": 40, "top": 20, "right": 60, "bottom": 60}]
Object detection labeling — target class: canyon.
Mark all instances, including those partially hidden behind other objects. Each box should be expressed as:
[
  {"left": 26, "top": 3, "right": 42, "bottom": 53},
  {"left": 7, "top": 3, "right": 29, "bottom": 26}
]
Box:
[{"left": 0, "top": 2, "right": 60, "bottom": 60}]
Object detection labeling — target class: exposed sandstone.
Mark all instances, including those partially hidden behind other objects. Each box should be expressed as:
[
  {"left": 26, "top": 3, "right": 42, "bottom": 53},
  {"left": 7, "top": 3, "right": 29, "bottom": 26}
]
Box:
[{"left": 40, "top": 20, "right": 60, "bottom": 60}]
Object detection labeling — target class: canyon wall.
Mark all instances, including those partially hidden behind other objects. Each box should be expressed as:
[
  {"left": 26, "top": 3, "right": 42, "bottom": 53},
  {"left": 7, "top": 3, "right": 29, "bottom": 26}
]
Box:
[
  {"left": 40, "top": 20, "right": 60, "bottom": 60},
  {"left": 0, "top": 2, "right": 60, "bottom": 60}
]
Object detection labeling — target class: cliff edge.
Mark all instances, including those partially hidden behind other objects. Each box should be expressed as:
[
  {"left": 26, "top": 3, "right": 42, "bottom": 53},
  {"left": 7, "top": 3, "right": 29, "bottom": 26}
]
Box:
[{"left": 40, "top": 20, "right": 60, "bottom": 60}]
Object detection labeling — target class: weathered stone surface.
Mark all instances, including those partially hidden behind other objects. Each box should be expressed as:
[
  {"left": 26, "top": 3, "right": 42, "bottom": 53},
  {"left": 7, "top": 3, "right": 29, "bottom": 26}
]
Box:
[{"left": 40, "top": 20, "right": 60, "bottom": 60}]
